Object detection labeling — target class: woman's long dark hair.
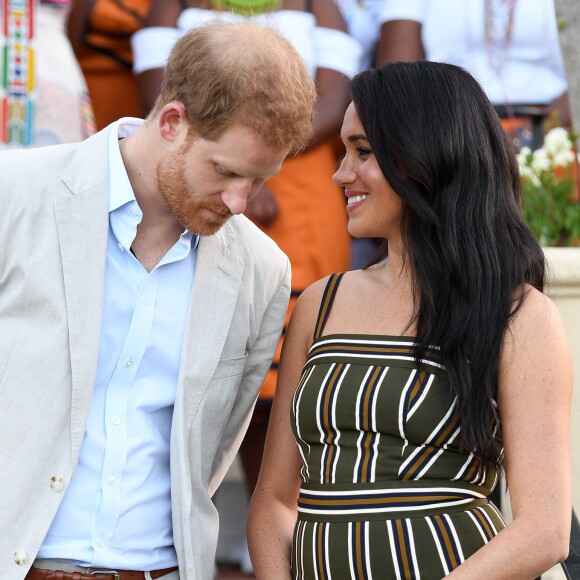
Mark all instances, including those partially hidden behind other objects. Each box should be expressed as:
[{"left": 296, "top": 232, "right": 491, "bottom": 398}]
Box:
[{"left": 351, "top": 61, "right": 545, "bottom": 467}]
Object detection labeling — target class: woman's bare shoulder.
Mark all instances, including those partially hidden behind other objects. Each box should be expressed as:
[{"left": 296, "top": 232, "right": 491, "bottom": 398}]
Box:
[{"left": 501, "top": 284, "right": 571, "bottom": 379}]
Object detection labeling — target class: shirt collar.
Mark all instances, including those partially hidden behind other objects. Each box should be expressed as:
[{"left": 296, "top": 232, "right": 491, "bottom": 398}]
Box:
[
  {"left": 107, "top": 117, "right": 199, "bottom": 250},
  {"left": 108, "top": 117, "right": 144, "bottom": 213}
]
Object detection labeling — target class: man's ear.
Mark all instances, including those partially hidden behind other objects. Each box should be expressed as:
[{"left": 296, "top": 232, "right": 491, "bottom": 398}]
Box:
[{"left": 158, "top": 102, "right": 189, "bottom": 144}]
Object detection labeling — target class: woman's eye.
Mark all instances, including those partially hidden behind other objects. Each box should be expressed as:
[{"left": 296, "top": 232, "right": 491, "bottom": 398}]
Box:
[{"left": 357, "top": 147, "right": 372, "bottom": 159}]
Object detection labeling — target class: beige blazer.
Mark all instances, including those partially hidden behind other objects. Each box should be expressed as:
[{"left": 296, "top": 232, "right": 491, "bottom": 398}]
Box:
[{"left": 0, "top": 127, "right": 290, "bottom": 580}]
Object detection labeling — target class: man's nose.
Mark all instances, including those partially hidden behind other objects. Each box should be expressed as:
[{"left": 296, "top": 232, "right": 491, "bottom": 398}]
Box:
[{"left": 222, "top": 180, "right": 253, "bottom": 215}]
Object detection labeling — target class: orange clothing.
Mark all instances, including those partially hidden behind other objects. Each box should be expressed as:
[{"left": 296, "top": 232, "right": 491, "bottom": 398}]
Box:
[{"left": 74, "top": 0, "right": 152, "bottom": 128}]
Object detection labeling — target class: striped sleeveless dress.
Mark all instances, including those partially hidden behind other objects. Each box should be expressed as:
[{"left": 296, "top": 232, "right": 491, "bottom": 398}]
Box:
[{"left": 290, "top": 273, "right": 505, "bottom": 579}]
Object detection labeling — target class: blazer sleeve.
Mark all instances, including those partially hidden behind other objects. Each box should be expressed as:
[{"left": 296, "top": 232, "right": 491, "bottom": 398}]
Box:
[{"left": 207, "top": 257, "right": 291, "bottom": 496}]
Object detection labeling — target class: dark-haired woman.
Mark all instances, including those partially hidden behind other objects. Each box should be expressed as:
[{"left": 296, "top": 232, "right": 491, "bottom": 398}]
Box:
[{"left": 247, "top": 61, "right": 572, "bottom": 578}]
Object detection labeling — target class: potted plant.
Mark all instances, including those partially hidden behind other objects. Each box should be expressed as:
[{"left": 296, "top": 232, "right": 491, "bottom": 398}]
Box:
[
  {"left": 518, "top": 130, "right": 580, "bottom": 514},
  {"left": 517, "top": 126, "right": 580, "bottom": 247}
]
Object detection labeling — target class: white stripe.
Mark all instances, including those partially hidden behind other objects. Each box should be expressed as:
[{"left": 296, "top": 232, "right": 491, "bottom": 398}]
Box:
[
  {"left": 478, "top": 465, "right": 487, "bottom": 486},
  {"left": 298, "top": 497, "right": 479, "bottom": 515},
  {"left": 406, "top": 519, "right": 421, "bottom": 579},
  {"left": 353, "top": 431, "right": 366, "bottom": 483},
  {"left": 300, "top": 521, "right": 306, "bottom": 580},
  {"left": 424, "top": 399, "right": 457, "bottom": 445},
  {"left": 324, "top": 524, "right": 332, "bottom": 580},
  {"left": 414, "top": 447, "right": 446, "bottom": 480},
  {"left": 371, "top": 367, "right": 389, "bottom": 432},
  {"left": 387, "top": 520, "right": 403, "bottom": 580},
  {"left": 406, "top": 373, "right": 435, "bottom": 420},
  {"left": 453, "top": 453, "right": 475, "bottom": 481},
  {"left": 399, "top": 370, "right": 417, "bottom": 440},
  {"left": 348, "top": 523, "right": 357, "bottom": 580},
  {"left": 477, "top": 506, "right": 499, "bottom": 535},
  {"left": 293, "top": 367, "right": 314, "bottom": 482},
  {"left": 313, "top": 338, "right": 419, "bottom": 348},
  {"left": 489, "top": 469, "right": 499, "bottom": 493},
  {"left": 369, "top": 367, "right": 387, "bottom": 483},
  {"left": 398, "top": 400, "right": 458, "bottom": 477},
  {"left": 329, "top": 364, "right": 349, "bottom": 484},
  {"left": 355, "top": 367, "right": 374, "bottom": 431},
  {"left": 414, "top": 427, "right": 461, "bottom": 480},
  {"left": 487, "top": 500, "right": 506, "bottom": 526},
  {"left": 316, "top": 364, "right": 338, "bottom": 483},
  {"left": 300, "top": 486, "right": 485, "bottom": 498},
  {"left": 370, "top": 433, "right": 380, "bottom": 483},
  {"left": 426, "top": 517, "right": 450, "bottom": 576},
  {"left": 353, "top": 367, "right": 374, "bottom": 482},
  {"left": 466, "top": 510, "right": 489, "bottom": 545},
  {"left": 308, "top": 351, "right": 444, "bottom": 369},
  {"left": 364, "top": 522, "right": 372, "bottom": 579},
  {"left": 313, "top": 523, "right": 320, "bottom": 580},
  {"left": 443, "top": 513, "right": 465, "bottom": 563}
]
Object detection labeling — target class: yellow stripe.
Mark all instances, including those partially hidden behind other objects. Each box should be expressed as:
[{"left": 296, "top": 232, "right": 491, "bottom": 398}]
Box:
[
  {"left": 323, "top": 364, "right": 343, "bottom": 483},
  {"left": 299, "top": 493, "right": 464, "bottom": 506},
  {"left": 315, "top": 274, "right": 341, "bottom": 338},
  {"left": 360, "top": 432, "right": 373, "bottom": 483},
  {"left": 355, "top": 522, "right": 364, "bottom": 579},
  {"left": 434, "top": 515, "right": 459, "bottom": 569},
  {"left": 473, "top": 507, "right": 494, "bottom": 538},
  {"left": 395, "top": 520, "right": 412, "bottom": 580},
  {"left": 316, "top": 523, "right": 326, "bottom": 580}
]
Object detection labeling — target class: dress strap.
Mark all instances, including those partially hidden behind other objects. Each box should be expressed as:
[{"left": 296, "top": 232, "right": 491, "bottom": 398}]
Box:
[{"left": 313, "top": 272, "right": 345, "bottom": 341}]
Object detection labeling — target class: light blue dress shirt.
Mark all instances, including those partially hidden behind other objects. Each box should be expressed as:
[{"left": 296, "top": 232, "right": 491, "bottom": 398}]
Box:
[{"left": 38, "top": 119, "right": 198, "bottom": 569}]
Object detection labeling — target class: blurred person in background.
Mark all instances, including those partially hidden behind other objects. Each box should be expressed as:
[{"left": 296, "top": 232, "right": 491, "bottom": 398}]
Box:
[
  {"left": 377, "top": 0, "right": 570, "bottom": 150},
  {"left": 67, "top": 0, "right": 153, "bottom": 129},
  {"left": 1, "top": 0, "right": 95, "bottom": 148}
]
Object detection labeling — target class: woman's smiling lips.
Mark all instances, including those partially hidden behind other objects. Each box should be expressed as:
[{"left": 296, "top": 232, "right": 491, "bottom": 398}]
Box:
[{"left": 345, "top": 190, "right": 369, "bottom": 213}]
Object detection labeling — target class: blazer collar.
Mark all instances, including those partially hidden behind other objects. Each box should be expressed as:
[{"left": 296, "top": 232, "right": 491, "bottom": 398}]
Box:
[
  {"left": 55, "top": 127, "right": 111, "bottom": 460},
  {"left": 174, "top": 219, "right": 245, "bottom": 429}
]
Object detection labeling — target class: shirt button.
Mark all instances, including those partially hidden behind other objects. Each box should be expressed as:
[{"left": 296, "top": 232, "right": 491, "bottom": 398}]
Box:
[
  {"left": 141, "top": 297, "right": 148, "bottom": 307},
  {"left": 96, "top": 537, "right": 104, "bottom": 547},
  {"left": 125, "top": 359, "right": 133, "bottom": 368},
  {"left": 49, "top": 476, "right": 64, "bottom": 492},
  {"left": 107, "top": 475, "right": 116, "bottom": 485},
  {"left": 14, "top": 551, "right": 27, "bottom": 565},
  {"left": 131, "top": 208, "right": 138, "bottom": 217},
  {"left": 111, "top": 416, "right": 121, "bottom": 425}
]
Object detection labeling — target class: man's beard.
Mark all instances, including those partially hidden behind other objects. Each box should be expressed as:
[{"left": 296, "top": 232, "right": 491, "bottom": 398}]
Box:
[{"left": 156, "top": 150, "right": 232, "bottom": 236}]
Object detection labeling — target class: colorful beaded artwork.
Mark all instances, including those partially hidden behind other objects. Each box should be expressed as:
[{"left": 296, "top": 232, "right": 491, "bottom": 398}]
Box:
[{"left": 1, "top": 0, "right": 36, "bottom": 146}]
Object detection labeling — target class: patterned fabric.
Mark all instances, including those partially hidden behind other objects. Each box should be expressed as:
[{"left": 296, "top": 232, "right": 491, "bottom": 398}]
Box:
[
  {"left": 1, "top": 0, "right": 36, "bottom": 146},
  {"left": 290, "top": 273, "right": 505, "bottom": 578}
]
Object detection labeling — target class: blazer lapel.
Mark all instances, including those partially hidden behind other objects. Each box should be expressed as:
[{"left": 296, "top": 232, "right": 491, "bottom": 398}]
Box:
[
  {"left": 55, "top": 129, "right": 110, "bottom": 461},
  {"left": 176, "top": 222, "right": 244, "bottom": 428}
]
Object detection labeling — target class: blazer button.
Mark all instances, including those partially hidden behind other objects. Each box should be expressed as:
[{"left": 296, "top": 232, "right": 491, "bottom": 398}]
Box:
[
  {"left": 50, "top": 476, "right": 64, "bottom": 492},
  {"left": 14, "top": 551, "right": 27, "bottom": 565}
]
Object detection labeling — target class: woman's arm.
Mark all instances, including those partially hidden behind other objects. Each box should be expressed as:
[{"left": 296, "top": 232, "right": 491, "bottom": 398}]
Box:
[
  {"left": 67, "top": 0, "right": 94, "bottom": 51},
  {"left": 448, "top": 287, "right": 572, "bottom": 578},
  {"left": 246, "top": 0, "right": 352, "bottom": 225},
  {"left": 377, "top": 19, "right": 425, "bottom": 64},
  {"left": 247, "top": 280, "right": 326, "bottom": 578},
  {"left": 133, "top": 0, "right": 182, "bottom": 115},
  {"left": 306, "top": 0, "right": 351, "bottom": 151}
]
